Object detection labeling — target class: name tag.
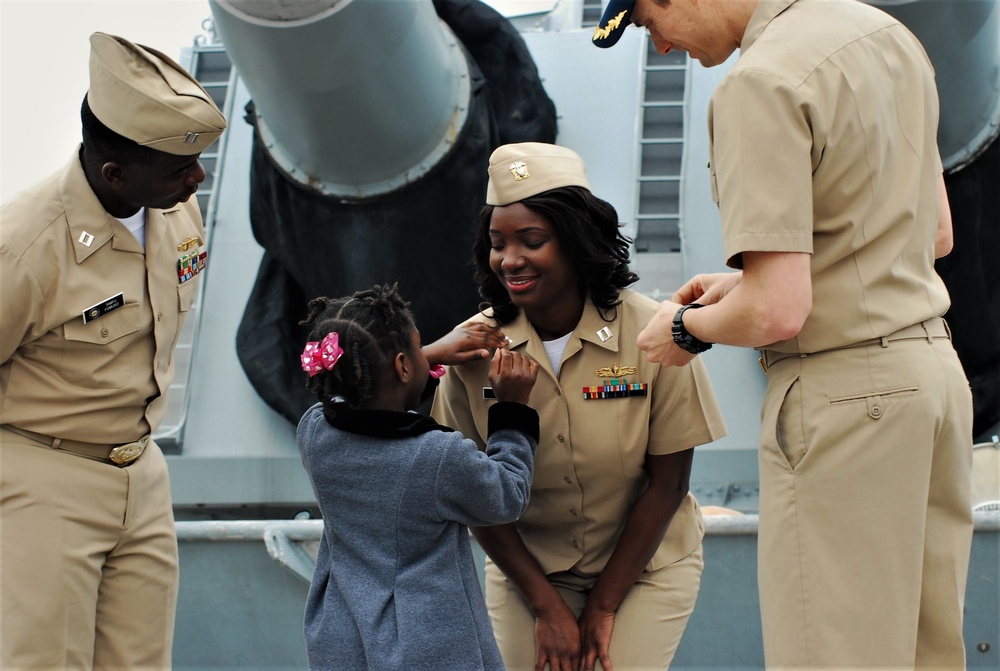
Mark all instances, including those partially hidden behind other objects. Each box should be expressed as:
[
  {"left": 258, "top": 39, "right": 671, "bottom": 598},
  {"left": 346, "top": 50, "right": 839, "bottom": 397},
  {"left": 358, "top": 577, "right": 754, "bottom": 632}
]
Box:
[{"left": 82, "top": 293, "right": 125, "bottom": 324}]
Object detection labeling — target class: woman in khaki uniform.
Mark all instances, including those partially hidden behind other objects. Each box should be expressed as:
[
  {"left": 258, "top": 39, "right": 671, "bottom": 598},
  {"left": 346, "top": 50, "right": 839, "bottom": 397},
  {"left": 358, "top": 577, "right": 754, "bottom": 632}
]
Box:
[{"left": 432, "top": 142, "right": 726, "bottom": 671}]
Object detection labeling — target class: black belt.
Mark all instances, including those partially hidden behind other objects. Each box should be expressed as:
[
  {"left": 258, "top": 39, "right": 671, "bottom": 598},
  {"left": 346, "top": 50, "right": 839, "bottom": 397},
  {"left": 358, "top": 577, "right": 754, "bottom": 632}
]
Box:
[
  {"left": 758, "top": 317, "right": 951, "bottom": 374},
  {"left": 0, "top": 425, "right": 148, "bottom": 466}
]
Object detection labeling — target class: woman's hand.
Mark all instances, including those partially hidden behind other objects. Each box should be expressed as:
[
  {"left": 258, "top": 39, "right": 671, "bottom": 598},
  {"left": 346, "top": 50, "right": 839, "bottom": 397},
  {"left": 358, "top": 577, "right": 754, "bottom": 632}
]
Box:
[
  {"left": 577, "top": 606, "right": 617, "bottom": 671},
  {"left": 422, "top": 321, "right": 507, "bottom": 367},
  {"left": 533, "top": 600, "right": 582, "bottom": 671},
  {"left": 489, "top": 348, "right": 538, "bottom": 405}
]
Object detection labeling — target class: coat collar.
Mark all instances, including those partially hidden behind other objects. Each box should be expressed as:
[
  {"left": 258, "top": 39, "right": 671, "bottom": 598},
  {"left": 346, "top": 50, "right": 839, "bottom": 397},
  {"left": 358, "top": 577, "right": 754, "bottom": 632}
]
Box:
[
  {"left": 497, "top": 294, "right": 622, "bottom": 358},
  {"left": 741, "top": 0, "right": 797, "bottom": 53},
  {"left": 324, "top": 402, "right": 454, "bottom": 439}
]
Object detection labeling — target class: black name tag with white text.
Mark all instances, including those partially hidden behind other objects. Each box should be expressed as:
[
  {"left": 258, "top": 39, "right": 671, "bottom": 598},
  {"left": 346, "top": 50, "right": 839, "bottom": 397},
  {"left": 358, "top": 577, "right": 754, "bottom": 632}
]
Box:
[{"left": 82, "top": 293, "right": 124, "bottom": 324}]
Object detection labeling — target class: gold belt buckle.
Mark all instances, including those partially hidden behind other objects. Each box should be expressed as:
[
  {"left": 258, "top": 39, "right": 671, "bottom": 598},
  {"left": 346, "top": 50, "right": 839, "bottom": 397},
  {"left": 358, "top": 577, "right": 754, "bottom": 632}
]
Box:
[{"left": 109, "top": 436, "right": 148, "bottom": 465}]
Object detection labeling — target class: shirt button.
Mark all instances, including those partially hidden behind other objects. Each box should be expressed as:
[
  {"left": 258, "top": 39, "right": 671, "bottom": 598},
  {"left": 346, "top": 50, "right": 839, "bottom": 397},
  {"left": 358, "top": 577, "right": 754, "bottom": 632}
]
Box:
[
  {"left": 100, "top": 328, "right": 109, "bottom": 338},
  {"left": 157, "top": 313, "right": 163, "bottom": 322},
  {"left": 557, "top": 434, "right": 565, "bottom": 443}
]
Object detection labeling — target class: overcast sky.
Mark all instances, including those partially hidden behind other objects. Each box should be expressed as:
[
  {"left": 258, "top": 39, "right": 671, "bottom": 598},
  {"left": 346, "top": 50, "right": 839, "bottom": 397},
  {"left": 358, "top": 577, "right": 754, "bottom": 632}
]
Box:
[{"left": 0, "top": 0, "right": 213, "bottom": 201}]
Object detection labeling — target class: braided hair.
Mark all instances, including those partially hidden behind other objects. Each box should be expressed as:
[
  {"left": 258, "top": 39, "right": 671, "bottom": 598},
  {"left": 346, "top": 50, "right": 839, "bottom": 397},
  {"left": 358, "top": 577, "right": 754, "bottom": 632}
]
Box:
[
  {"left": 472, "top": 185, "right": 639, "bottom": 326},
  {"left": 299, "top": 283, "right": 417, "bottom": 412}
]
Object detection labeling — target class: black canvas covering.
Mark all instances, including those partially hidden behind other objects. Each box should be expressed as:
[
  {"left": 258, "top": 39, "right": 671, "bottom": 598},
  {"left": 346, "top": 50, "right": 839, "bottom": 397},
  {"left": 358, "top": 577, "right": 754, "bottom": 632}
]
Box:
[{"left": 939, "top": 135, "right": 1000, "bottom": 440}]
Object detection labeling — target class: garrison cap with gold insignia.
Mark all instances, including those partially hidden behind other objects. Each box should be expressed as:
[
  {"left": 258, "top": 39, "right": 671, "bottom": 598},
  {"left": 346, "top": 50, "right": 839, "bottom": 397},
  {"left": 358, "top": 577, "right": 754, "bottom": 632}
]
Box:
[
  {"left": 486, "top": 142, "right": 591, "bottom": 206},
  {"left": 87, "top": 32, "right": 227, "bottom": 155},
  {"left": 592, "top": 0, "right": 636, "bottom": 49}
]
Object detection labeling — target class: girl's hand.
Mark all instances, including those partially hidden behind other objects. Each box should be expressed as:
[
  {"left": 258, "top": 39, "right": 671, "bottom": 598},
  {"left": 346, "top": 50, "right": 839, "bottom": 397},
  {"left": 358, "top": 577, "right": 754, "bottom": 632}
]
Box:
[
  {"left": 422, "top": 321, "right": 507, "bottom": 367},
  {"left": 489, "top": 348, "right": 538, "bottom": 405}
]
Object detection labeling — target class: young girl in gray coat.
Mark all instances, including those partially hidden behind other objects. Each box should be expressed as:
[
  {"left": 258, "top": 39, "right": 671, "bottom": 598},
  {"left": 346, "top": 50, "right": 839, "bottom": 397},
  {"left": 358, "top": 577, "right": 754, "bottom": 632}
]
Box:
[{"left": 296, "top": 284, "right": 539, "bottom": 671}]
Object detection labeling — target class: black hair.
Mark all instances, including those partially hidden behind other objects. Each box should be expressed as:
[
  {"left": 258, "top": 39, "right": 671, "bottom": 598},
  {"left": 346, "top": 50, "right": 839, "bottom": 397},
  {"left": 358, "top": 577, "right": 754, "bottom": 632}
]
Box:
[
  {"left": 299, "top": 283, "right": 417, "bottom": 412},
  {"left": 80, "top": 94, "right": 162, "bottom": 170},
  {"left": 472, "top": 185, "right": 639, "bottom": 325}
]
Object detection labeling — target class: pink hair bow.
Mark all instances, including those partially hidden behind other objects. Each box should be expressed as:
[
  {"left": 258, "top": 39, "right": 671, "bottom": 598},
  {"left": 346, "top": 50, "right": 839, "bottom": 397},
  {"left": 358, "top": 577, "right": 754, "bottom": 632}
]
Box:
[
  {"left": 301, "top": 332, "right": 344, "bottom": 377},
  {"left": 429, "top": 364, "right": 447, "bottom": 379}
]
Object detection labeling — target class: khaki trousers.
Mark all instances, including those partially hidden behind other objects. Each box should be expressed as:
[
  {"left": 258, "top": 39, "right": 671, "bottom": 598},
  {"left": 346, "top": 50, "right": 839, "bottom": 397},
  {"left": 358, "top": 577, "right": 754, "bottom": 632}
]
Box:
[
  {"left": 1, "top": 429, "right": 178, "bottom": 670},
  {"left": 758, "top": 334, "right": 973, "bottom": 669},
  {"left": 484, "top": 545, "right": 703, "bottom": 670}
]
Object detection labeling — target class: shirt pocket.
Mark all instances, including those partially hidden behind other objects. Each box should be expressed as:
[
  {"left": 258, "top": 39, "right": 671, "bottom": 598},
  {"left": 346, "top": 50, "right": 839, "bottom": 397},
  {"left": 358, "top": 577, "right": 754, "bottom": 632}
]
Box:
[
  {"left": 177, "top": 277, "right": 197, "bottom": 312},
  {"left": 59, "top": 303, "right": 141, "bottom": 388}
]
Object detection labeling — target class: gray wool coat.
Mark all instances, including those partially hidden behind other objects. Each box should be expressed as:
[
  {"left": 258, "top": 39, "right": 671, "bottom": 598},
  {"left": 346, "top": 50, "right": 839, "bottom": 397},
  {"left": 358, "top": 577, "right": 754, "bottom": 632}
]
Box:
[{"left": 296, "top": 400, "right": 538, "bottom": 671}]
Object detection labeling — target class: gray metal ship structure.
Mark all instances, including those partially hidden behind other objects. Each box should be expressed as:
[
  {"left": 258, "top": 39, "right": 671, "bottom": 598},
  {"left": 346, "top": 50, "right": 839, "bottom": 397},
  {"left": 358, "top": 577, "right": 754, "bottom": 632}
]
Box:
[{"left": 159, "top": 1, "right": 999, "bottom": 668}]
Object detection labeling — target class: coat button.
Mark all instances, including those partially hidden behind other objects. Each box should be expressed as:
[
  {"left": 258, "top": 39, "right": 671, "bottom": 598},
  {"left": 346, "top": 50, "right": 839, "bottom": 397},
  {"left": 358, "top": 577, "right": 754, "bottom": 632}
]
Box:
[{"left": 557, "top": 434, "right": 565, "bottom": 443}]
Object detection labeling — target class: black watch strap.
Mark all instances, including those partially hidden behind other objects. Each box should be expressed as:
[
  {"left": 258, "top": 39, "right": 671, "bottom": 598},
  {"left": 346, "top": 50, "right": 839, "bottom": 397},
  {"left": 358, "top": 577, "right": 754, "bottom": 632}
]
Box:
[{"left": 672, "top": 303, "right": 712, "bottom": 354}]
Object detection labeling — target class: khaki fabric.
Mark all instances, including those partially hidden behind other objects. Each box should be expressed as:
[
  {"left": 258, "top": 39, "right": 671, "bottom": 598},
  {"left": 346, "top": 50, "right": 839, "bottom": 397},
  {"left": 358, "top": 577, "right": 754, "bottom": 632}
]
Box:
[
  {"left": 0, "top": 149, "right": 205, "bottom": 668},
  {"left": 432, "top": 289, "right": 726, "bottom": 576},
  {"left": 484, "top": 546, "right": 704, "bottom": 670},
  {"left": 486, "top": 142, "right": 590, "bottom": 206},
  {"left": 706, "top": 0, "right": 974, "bottom": 667},
  {"left": 758, "top": 339, "right": 972, "bottom": 668},
  {"left": 709, "top": 0, "right": 950, "bottom": 354},
  {"left": 1, "top": 432, "right": 178, "bottom": 669},
  {"left": 0, "top": 150, "right": 204, "bottom": 443},
  {"left": 88, "top": 32, "right": 226, "bottom": 155}
]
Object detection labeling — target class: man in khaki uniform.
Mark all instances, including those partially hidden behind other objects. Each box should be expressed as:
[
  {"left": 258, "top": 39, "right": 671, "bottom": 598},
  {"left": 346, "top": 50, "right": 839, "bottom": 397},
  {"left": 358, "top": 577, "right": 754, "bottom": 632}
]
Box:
[
  {"left": 595, "top": 0, "right": 974, "bottom": 667},
  {"left": 0, "top": 32, "right": 226, "bottom": 668}
]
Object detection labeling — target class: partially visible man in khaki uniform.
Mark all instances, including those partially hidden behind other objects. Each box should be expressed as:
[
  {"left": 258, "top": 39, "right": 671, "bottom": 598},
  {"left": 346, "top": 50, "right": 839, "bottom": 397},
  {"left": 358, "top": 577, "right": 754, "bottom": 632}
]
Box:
[
  {"left": 0, "top": 32, "right": 226, "bottom": 669},
  {"left": 595, "top": 0, "right": 973, "bottom": 668}
]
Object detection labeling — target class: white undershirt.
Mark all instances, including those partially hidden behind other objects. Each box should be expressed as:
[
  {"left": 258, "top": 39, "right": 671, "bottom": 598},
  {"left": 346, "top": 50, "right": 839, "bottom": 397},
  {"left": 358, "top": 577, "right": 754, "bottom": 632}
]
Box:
[
  {"left": 542, "top": 331, "right": 573, "bottom": 376},
  {"left": 116, "top": 207, "right": 146, "bottom": 248}
]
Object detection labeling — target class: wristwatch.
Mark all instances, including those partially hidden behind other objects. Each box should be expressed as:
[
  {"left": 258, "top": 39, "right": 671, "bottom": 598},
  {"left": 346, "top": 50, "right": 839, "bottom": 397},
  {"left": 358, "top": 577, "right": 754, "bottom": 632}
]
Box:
[{"left": 672, "top": 303, "right": 712, "bottom": 354}]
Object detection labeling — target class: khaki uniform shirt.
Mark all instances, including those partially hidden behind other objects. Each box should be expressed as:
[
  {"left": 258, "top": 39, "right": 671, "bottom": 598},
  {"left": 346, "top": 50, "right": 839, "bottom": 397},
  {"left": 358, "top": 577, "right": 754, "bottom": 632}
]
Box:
[
  {"left": 708, "top": 0, "right": 950, "bottom": 353},
  {"left": 0, "top": 149, "right": 206, "bottom": 443},
  {"left": 432, "top": 290, "right": 727, "bottom": 576}
]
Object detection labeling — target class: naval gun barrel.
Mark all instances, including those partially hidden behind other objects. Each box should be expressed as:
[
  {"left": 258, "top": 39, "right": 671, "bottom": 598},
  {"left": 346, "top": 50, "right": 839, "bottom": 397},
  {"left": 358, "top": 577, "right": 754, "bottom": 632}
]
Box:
[
  {"left": 208, "top": 0, "right": 471, "bottom": 198},
  {"left": 870, "top": 0, "right": 1000, "bottom": 171}
]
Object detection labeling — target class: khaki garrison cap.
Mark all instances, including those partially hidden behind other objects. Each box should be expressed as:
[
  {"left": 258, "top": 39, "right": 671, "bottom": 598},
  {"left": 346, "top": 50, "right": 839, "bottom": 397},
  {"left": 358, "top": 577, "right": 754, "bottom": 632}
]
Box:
[
  {"left": 87, "top": 32, "right": 226, "bottom": 155},
  {"left": 486, "top": 142, "right": 591, "bottom": 206}
]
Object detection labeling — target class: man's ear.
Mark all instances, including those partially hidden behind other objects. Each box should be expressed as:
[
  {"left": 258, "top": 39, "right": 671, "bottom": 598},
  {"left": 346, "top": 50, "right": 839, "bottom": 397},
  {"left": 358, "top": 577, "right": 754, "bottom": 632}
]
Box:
[
  {"left": 100, "top": 161, "right": 125, "bottom": 189},
  {"left": 394, "top": 351, "right": 410, "bottom": 384}
]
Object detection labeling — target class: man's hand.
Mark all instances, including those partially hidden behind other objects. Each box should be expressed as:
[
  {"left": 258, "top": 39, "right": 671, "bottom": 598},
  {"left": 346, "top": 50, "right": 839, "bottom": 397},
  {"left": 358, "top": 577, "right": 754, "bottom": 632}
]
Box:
[
  {"left": 637, "top": 300, "right": 698, "bottom": 367},
  {"left": 673, "top": 271, "right": 742, "bottom": 306}
]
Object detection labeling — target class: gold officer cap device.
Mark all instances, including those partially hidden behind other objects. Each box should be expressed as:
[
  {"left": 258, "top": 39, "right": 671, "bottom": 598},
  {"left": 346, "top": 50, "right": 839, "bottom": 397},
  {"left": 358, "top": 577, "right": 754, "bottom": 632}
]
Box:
[
  {"left": 87, "top": 32, "right": 227, "bottom": 155},
  {"left": 486, "top": 142, "right": 591, "bottom": 206}
]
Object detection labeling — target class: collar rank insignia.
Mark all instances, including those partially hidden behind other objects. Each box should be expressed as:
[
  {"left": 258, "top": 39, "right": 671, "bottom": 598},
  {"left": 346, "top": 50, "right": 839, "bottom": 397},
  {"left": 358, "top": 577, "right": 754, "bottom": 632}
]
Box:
[
  {"left": 584, "top": 364, "right": 647, "bottom": 400},
  {"left": 509, "top": 161, "right": 529, "bottom": 181},
  {"left": 177, "top": 236, "right": 207, "bottom": 284}
]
